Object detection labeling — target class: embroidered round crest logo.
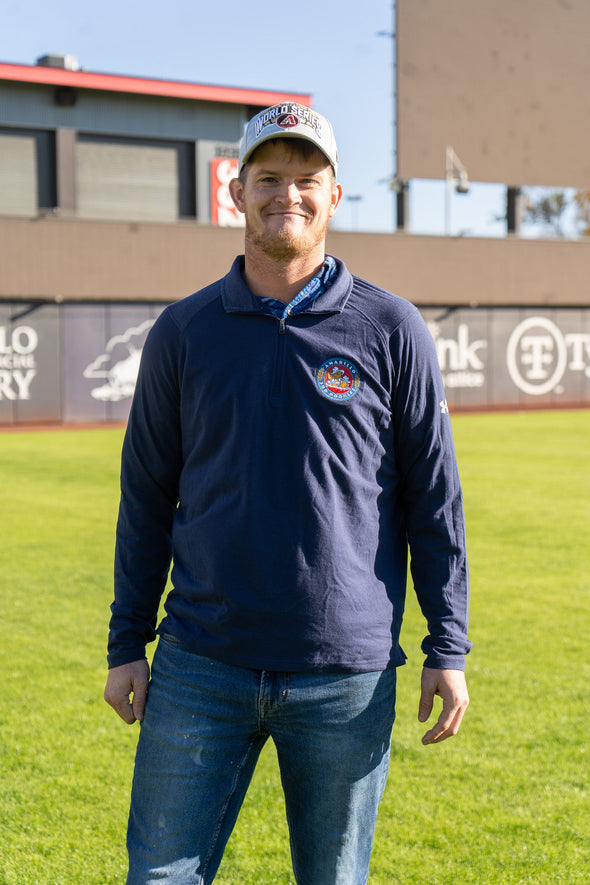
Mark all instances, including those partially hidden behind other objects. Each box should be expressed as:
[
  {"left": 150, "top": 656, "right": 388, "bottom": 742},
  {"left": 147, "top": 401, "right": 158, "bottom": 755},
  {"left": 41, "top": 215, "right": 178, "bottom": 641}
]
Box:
[
  {"left": 277, "top": 113, "right": 300, "bottom": 129},
  {"left": 316, "top": 358, "right": 361, "bottom": 402}
]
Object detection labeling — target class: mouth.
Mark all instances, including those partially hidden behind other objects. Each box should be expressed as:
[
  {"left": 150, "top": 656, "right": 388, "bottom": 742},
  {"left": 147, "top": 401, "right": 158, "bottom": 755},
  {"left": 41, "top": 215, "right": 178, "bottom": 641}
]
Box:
[{"left": 266, "top": 210, "right": 309, "bottom": 221}]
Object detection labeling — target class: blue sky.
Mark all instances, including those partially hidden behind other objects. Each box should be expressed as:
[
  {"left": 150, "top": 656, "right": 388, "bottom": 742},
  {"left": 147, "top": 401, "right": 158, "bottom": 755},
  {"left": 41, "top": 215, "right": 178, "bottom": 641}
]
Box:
[{"left": 0, "top": 0, "right": 575, "bottom": 237}]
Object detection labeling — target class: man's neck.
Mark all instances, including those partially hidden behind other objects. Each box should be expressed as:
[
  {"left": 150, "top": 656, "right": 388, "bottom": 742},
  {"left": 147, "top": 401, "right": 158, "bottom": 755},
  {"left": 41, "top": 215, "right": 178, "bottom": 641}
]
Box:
[{"left": 242, "top": 246, "right": 327, "bottom": 304}]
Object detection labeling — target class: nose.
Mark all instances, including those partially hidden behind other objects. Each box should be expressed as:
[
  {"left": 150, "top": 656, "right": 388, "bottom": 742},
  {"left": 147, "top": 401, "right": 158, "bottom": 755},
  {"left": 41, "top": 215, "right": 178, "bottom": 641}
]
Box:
[{"left": 275, "top": 181, "right": 302, "bottom": 205}]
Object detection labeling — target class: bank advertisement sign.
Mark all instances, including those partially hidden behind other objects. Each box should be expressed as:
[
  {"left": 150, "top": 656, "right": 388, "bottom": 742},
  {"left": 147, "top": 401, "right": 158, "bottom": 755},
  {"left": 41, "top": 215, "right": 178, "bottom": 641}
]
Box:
[
  {"left": 422, "top": 307, "right": 590, "bottom": 409},
  {"left": 0, "top": 304, "right": 588, "bottom": 425}
]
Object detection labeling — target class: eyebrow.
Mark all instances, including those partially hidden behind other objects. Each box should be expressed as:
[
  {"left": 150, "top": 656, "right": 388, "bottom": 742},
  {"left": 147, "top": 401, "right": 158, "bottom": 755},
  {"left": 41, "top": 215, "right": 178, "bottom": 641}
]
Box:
[{"left": 254, "top": 166, "right": 326, "bottom": 177}]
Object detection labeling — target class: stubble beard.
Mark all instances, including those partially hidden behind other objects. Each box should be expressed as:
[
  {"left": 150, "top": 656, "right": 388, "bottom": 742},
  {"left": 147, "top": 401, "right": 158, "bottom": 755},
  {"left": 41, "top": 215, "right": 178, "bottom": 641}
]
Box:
[{"left": 245, "top": 214, "right": 328, "bottom": 263}]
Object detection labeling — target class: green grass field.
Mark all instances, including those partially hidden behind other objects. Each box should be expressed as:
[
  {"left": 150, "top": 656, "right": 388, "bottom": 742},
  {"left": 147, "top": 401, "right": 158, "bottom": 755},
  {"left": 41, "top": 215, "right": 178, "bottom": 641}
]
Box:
[{"left": 1, "top": 410, "right": 589, "bottom": 884}]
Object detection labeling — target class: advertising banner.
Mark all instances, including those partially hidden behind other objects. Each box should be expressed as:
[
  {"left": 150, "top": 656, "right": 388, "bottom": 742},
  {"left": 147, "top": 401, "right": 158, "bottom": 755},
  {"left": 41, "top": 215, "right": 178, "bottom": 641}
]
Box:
[
  {"left": 62, "top": 304, "right": 164, "bottom": 422},
  {"left": 423, "top": 307, "right": 590, "bottom": 410},
  {"left": 0, "top": 305, "right": 60, "bottom": 423},
  {"left": 0, "top": 304, "right": 588, "bottom": 426},
  {"left": 210, "top": 158, "right": 244, "bottom": 227}
]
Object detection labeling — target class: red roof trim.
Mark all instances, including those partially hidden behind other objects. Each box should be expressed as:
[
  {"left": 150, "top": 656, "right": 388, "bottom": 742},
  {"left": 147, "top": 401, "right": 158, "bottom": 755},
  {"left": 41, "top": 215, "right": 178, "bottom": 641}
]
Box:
[{"left": 0, "top": 62, "right": 311, "bottom": 108}]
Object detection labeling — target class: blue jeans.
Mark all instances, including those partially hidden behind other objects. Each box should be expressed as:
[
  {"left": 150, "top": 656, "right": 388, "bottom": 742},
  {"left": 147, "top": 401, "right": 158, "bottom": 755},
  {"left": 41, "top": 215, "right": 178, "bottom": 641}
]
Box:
[{"left": 126, "top": 635, "right": 397, "bottom": 885}]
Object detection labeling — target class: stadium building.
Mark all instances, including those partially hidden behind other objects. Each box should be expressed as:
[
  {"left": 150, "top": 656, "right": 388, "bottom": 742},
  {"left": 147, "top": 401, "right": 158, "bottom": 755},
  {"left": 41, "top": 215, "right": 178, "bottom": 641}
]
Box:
[{"left": 0, "top": 50, "right": 588, "bottom": 424}]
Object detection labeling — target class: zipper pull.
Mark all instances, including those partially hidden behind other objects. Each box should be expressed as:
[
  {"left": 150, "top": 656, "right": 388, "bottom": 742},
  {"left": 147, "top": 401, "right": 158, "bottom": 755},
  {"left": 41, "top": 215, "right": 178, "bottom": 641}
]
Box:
[{"left": 279, "top": 306, "right": 292, "bottom": 335}]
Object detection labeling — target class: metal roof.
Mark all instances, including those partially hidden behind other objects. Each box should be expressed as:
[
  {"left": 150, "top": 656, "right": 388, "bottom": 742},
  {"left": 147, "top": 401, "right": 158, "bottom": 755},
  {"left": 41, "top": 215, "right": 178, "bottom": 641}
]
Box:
[{"left": 0, "top": 61, "right": 311, "bottom": 109}]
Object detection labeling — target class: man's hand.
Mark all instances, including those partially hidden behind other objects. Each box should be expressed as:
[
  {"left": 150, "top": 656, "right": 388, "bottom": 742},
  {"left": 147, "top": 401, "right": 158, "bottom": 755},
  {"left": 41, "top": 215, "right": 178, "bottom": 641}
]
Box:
[
  {"left": 104, "top": 659, "right": 150, "bottom": 724},
  {"left": 418, "top": 667, "right": 469, "bottom": 745}
]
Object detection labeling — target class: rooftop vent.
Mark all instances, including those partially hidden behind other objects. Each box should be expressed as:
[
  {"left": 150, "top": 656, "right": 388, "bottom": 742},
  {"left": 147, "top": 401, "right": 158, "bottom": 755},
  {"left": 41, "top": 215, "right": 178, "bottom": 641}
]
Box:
[{"left": 36, "top": 53, "right": 79, "bottom": 71}]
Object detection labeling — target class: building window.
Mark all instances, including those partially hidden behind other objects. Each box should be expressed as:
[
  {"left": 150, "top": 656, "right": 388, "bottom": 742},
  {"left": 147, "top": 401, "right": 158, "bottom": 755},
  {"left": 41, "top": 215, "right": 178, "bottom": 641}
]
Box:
[
  {"left": 0, "top": 128, "right": 56, "bottom": 217},
  {"left": 75, "top": 135, "right": 195, "bottom": 222}
]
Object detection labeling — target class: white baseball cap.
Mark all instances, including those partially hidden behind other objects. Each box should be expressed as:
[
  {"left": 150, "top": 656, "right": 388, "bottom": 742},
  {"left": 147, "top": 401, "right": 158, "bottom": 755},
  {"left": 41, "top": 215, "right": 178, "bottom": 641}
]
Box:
[{"left": 238, "top": 102, "right": 338, "bottom": 175}]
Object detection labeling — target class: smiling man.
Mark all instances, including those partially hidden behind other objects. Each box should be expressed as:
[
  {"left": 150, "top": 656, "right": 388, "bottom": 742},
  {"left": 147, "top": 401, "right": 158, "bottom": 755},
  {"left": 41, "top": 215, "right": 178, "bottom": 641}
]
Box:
[
  {"left": 230, "top": 137, "right": 341, "bottom": 268},
  {"left": 105, "top": 103, "right": 471, "bottom": 885}
]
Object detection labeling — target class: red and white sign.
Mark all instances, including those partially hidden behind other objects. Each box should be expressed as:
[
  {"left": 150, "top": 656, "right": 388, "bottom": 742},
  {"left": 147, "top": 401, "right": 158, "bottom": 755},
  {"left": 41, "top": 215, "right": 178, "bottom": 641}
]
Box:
[{"left": 210, "top": 158, "right": 244, "bottom": 227}]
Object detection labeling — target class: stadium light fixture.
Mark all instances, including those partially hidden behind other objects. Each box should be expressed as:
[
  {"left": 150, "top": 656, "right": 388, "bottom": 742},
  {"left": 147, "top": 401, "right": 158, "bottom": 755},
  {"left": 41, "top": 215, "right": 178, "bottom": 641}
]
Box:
[{"left": 445, "top": 145, "right": 470, "bottom": 234}]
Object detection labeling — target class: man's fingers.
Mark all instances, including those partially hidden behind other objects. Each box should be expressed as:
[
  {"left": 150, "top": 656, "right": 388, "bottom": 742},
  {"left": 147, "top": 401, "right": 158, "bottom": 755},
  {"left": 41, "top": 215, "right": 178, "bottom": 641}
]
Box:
[
  {"left": 421, "top": 702, "right": 466, "bottom": 745},
  {"left": 115, "top": 697, "right": 137, "bottom": 725},
  {"left": 103, "top": 678, "right": 136, "bottom": 724},
  {"left": 418, "top": 667, "right": 469, "bottom": 745},
  {"left": 104, "top": 660, "right": 150, "bottom": 725}
]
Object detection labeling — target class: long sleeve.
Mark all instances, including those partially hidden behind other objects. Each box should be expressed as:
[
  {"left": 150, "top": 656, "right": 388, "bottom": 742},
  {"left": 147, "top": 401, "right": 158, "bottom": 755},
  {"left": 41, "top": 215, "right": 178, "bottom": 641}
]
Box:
[
  {"left": 390, "top": 306, "right": 471, "bottom": 669},
  {"left": 107, "top": 310, "right": 183, "bottom": 668}
]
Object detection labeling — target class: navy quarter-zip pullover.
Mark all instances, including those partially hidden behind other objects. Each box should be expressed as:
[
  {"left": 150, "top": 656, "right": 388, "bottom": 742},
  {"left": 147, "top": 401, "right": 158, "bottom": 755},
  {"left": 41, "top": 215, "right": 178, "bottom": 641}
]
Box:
[{"left": 108, "top": 256, "right": 471, "bottom": 672}]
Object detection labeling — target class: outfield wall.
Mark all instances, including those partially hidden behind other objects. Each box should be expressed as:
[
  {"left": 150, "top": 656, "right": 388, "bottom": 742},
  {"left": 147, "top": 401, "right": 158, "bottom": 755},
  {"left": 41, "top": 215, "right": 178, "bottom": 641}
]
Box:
[
  {"left": 3, "top": 219, "right": 590, "bottom": 307},
  {"left": 1, "top": 301, "right": 588, "bottom": 425}
]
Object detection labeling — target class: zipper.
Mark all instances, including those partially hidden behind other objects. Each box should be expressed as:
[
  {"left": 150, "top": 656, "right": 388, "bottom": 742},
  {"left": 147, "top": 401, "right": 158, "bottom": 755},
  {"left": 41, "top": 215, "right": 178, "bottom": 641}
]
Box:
[{"left": 270, "top": 313, "right": 289, "bottom": 404}]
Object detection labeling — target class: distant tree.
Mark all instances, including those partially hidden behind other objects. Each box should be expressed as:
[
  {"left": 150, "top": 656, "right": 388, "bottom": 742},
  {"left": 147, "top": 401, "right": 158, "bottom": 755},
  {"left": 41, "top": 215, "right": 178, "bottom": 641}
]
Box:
[
  {"left": 521, "top": 189, "right": 568, "bottom": 236},
  {"left": 573, "top": 189, "right": 590, "bottom": 236}
]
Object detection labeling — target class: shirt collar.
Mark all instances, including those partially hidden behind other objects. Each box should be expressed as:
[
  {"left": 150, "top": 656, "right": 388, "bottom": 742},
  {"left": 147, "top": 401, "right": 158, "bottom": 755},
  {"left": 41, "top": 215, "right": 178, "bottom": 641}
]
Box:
[
  {"left": 256, "top": 256, "right": 338, "bottom": 319},
  {"left": 221, "top": 255, "right": 353, "bottom": 317}
]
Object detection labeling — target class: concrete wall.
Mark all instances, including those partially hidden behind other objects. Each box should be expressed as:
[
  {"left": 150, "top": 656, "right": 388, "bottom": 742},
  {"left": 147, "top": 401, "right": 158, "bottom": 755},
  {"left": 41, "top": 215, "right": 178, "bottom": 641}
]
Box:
[{"left": 1, "top": 216, "right": 589, "bottom": 306}]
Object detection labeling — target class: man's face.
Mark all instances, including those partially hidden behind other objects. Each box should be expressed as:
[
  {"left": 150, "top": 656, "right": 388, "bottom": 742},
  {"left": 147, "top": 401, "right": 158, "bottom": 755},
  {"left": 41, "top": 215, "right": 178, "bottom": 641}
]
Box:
[{"left": 229, "top": 141, "right": 342, "bottom": 262}]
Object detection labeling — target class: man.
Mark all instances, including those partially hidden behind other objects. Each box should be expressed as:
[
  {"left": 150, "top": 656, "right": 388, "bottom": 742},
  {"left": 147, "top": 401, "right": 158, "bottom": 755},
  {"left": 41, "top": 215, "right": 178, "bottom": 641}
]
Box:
[{"left": 105, "top": 102, "right": 471, "bottom": 885}]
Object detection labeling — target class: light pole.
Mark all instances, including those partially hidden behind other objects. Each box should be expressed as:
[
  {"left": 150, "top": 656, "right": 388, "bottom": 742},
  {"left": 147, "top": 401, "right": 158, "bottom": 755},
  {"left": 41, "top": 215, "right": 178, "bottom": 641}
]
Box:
[
  {"left": 445, "top": 145, "right": 470, "bottom": 235},
  {"left": 345, "top": 195, "right": 363, "bottom": 230},
  {"left": 377, "top": 1, "right": 402, "bottom": 230}
]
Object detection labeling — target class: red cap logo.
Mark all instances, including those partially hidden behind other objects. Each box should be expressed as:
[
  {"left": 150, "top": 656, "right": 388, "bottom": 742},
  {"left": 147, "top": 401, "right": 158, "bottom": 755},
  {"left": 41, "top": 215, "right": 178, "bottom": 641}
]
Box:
[{"left": 276, "top": 113, "right": 300, "bottom": 129}]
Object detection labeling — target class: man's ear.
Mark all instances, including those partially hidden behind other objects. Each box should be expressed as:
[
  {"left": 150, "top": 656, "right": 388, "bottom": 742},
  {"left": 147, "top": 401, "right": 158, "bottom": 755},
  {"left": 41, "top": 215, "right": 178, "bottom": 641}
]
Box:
[
  {"left": 228, "top": 177, "right": 245, "bottom": 213},
  {"left": 329, "top": 183, "right": 344, "bottom": 218}
]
